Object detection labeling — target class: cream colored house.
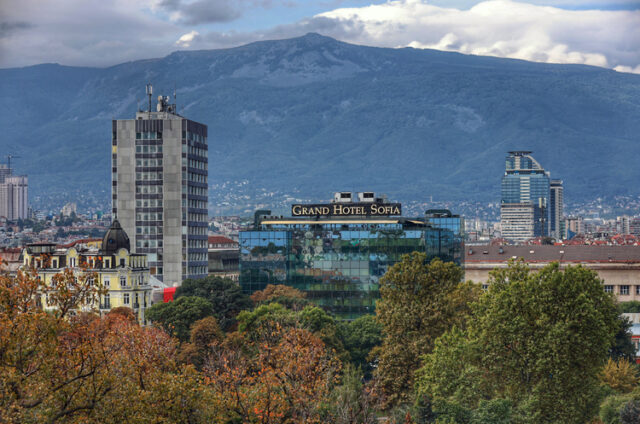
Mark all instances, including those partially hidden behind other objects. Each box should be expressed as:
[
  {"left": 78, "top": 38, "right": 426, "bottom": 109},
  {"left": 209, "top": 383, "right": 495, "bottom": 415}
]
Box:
[{"left": 23, "top": 220, "right": 152, "bottom": 324}]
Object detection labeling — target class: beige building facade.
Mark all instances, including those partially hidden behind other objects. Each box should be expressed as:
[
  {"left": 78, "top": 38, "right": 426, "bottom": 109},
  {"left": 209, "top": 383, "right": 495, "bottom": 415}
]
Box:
[{"left": 22, "top": 220, "right": 152, "bottom": 324}]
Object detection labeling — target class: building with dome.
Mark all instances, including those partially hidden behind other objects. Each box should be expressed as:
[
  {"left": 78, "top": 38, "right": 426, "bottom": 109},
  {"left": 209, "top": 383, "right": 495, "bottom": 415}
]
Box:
[{"left": 22, "top": 220, "right": 152, "bottom": 324}]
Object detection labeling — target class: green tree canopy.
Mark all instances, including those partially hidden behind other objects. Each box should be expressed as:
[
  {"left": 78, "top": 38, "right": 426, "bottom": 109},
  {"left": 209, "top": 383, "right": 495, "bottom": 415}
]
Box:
[
  {"left": 146, "top": 296, "right": 213, "bottom": 341},
  {"left": 417, "top": 260, "right": 621, "bottom": 423},
  {"left": 619, "top": 301, "right": 640, "bottom": 313},
  {"left": 372, "top": 253, "right": 471, "bottom": 409},
  {"left": 237, "top": 303, "right": 348, "bottom": 358},
  {"left": 341, "top": 314, "right": 383, "bottom": 374},
  {"left": 175, "top": 276, "right": 252, "bottom": 331}
]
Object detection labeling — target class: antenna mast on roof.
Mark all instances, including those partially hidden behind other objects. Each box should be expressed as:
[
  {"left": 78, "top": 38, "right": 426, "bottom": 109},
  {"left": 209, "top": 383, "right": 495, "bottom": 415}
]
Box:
[
  {"left": 145, "top": 83, "right": 153, "bottom": 118},
  {"left": 173, "top": 83, "right": 177, "bottom": 114},
  {"left": 7, "top": 154, "right": 19, "bottom": 172}
]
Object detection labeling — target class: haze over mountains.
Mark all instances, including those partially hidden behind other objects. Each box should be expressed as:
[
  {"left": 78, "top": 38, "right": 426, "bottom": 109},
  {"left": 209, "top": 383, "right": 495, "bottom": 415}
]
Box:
[{"left": 1, "top": 33, "right": 639, "bottom": 209}]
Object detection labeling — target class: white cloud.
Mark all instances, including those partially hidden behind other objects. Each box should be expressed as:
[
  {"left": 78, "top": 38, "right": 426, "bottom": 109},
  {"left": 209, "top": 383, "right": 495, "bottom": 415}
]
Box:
[
  {"left": 176, "top": 30, "right": 200, "bottom": 47},
  {"left": 0, "top": 0, "right": 638, "bottom": 71},
  {"left": 615, "top": 65, "right": 640, "bottom": 74},
  {"left": 313, "top": 0, "right": 640, "bottom": 71}
]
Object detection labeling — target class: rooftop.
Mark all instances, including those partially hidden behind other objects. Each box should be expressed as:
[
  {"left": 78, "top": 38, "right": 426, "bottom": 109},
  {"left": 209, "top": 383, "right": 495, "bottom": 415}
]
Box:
[{"left": 466, "top": 244, "right": 640, "bottom": 263}]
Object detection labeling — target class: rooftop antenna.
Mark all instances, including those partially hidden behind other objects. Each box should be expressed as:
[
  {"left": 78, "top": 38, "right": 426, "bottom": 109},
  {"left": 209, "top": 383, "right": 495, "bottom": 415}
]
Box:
[
  {"left": 7, "top": 154, "right": 19, "bottom": 172},
  {"left": 173, "top": 83, "right": 177, "bottom": 114},
  {"left": 145, "top": 83, "right": 153, "bottom": 117}
]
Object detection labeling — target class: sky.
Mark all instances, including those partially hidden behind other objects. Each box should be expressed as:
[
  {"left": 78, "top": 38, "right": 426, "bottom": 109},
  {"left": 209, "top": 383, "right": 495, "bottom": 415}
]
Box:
[{"left": 0, "top": 0, "right": 639, "bottom": 73}]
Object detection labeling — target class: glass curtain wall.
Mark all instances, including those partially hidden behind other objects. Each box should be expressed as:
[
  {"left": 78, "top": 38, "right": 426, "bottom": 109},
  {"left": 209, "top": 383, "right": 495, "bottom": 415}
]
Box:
[{"left": 240, "top": 222, "right": 461, "bottom": 319}]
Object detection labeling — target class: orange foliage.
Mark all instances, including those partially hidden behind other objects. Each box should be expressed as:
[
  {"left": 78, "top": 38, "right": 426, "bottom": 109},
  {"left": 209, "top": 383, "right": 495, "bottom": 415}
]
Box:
[
  {"left": 0, "top": 267, "right": 210, "bottom": 423},
  {"left": 204, "top": 325, "right": 341, "bottom": 423},
  {"left": 250, "top": 284, "right": 306, "bottom": 303}
]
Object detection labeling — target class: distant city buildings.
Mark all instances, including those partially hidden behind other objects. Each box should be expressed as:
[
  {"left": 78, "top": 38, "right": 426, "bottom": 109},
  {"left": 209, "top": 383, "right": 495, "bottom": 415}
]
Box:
[
  {"left": 60, "top": 202, "right": 77, "bottom": 217},
  {"left": 112, "top": 85, "right": 209, "bottom": 285},
  {"left": 500, "top": 151, "right": 558, "bottom": 243},
  {"left": 0, "top": 164, "right": 28, "bottom": 221},
  {"left": 500, "top": 203, "right": 544, "bottom": 242}
]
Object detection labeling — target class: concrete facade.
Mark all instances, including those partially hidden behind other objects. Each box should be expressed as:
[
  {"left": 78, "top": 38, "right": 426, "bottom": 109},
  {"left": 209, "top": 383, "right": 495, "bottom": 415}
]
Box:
[
  {"left": 0, "top": 175, "right": 28, "bottom": 221},
  {"left": 112, "top": 95, "right": 208, "bottom": 286}
]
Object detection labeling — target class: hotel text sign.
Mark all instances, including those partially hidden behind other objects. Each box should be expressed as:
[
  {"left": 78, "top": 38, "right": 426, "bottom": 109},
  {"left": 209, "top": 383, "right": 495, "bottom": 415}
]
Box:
[{"left": 291, "top": 203, "right": 402, "bottom": 217}]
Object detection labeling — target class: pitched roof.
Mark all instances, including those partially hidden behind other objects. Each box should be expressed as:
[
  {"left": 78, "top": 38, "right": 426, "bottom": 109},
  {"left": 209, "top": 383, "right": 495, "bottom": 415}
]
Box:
[{"left": 208, "top": 235, "right": 236, "bottom": 245}]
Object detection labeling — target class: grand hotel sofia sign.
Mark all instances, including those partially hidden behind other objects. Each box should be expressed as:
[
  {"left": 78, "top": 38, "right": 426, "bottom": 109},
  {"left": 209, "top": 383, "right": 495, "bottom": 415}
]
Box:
[{"left": 291, "top": 202, "right": 402, "bottom": 217}]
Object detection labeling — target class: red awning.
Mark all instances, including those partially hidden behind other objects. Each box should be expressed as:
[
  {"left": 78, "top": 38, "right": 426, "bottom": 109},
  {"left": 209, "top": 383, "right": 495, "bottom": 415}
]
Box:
[{"left": 163, "top": 287, "right": 176, "bottom": 302}]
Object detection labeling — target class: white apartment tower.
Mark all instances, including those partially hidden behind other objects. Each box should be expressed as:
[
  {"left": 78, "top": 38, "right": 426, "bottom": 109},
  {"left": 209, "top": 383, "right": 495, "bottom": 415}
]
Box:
[
  {"left": 0, "top": 164, "right": 28, "bottom": 221},
  {"left": 112, "top": 85, "right": 208, "bottom": 285}
]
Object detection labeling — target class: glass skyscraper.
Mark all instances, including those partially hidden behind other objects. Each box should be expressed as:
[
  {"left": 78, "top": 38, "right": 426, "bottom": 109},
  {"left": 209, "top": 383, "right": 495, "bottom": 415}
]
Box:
[
  {"left": 239, "top": 199, "right": 463, "bottom": 319},
  {"left": 550, "top": 179, "right": 564, "bottom": 239},
  {"left": 501, "top": 151, "right": 550, "bottom": 240}
]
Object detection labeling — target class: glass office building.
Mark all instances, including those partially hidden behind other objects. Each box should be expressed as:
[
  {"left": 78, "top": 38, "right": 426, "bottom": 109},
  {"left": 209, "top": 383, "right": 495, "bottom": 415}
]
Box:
[
  {"left": 501, "top": 151, "right": 551, "bottom": 238},
  {"left": 239, "top": 200, "right": 463, "bottom": 319}
]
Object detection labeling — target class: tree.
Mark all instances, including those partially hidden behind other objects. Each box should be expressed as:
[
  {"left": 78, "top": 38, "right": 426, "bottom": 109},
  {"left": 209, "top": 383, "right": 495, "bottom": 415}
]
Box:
[
  {"left": 204, "top": 326, "right": 341, "bottom": 423},
  {"left": 251, "top": 283, "right": 309, "bottom": 310},
  {"left": 417, "top": 261, "right": 620, "bottom": 423},
  {"left": 176, "top": 276, "right": 252, "bottom": 331},
  {"left": 619, "top": 301, "right": 640, "bottom": 313},
  {"left": 609, "top": 315, "right": 637, "bottom": 362},
  {"left": 342, "top": 315, "right": 383, "bottom": 374},
  {"left": 237, "top": 303, "right": 347, "bottom": 359},
  {"left": 327, "top": 364, "right": 376, "bottom": 424},
  {"left": 372, "top": 253, "right": 468, "bottom": 408},
  {"left": 178, "top": 316, "right": 223, "bottom": 369},
  {"left": 600, "top": 358, "right": 640, "bottom": 393},
  {"left": 0, "top": 268, "right": 214, "bottom": 424},
  {"left": 146, "top": 296, "right": 213, "bottom": 341},
  {"left": 620, "top": 399, "right": 640, "bottom": 424},
  {"left": 107, "top": 306, "right": 136, "bottom": 322}
]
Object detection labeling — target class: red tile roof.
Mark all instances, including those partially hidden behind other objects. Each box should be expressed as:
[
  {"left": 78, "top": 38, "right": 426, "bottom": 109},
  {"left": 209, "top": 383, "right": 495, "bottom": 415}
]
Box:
[{"left": 208, "top": 235, "right": 236, "bottom": 245}]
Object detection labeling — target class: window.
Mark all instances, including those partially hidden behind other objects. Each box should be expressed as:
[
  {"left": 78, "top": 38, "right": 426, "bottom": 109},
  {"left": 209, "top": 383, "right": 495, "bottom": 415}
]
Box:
[
  {"left": 604, "top": 285, "right": 613, "bottom": 293},
  {"left": 636, "top": 285, "right": 640, "bottom": 295},
  {"left": 620, "top": 285, "right": 630, "bottom": 295},
  {"left": 102, "top": 294, "right": 110, "bottom": 309},
  {"left": 120, "top": 276, "right": 126, "bottom": 287},
  {"left": 123, "top": 293, "right": 130, "bottom": 305}
]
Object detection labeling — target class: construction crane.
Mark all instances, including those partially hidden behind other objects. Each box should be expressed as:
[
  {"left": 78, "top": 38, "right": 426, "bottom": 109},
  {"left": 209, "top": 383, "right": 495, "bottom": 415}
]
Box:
[{"left": 6, "top": 154, "right": 20, "bottom": 171}]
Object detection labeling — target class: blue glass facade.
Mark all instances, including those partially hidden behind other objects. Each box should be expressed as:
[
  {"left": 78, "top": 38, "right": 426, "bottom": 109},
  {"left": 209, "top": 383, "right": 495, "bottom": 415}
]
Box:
[
  {"left": 240, "top": 213, "right": 464, "bottom": 319},
  {"left": 501, "top": 151, "right": 550, "bottom": 236}
]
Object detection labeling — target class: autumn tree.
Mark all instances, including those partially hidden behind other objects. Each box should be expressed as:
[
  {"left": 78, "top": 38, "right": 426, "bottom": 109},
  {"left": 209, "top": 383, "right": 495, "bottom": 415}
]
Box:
[
  {"left": 372, "top": 253, "right": 472, "bottom": 408},
  {"left": 0, "top": 267, "right": 214, "bottom": 423},
  {"left": 600, "top": 358, "right": 640, "bottom": 393},
  {"left": 204, "top": 326, "right": 341, "bottom": 423},
  {"left": 251, "top": 283, "right": 309, "bottom": 310},
  {"left": 178, "top": 316, "right": 224, "bottom": 369},
  {"left": 417, "top": 261, "right": 620, "bottom": 423},
  {"left": 176, "top": 276, "right": 252, "bottom": 331}
]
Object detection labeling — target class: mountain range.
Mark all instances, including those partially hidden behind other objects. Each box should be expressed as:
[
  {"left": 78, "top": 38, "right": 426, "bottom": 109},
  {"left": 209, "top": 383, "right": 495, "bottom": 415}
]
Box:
[{"left": 1, "top": 33, "right": 639, "bottom": 210}]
